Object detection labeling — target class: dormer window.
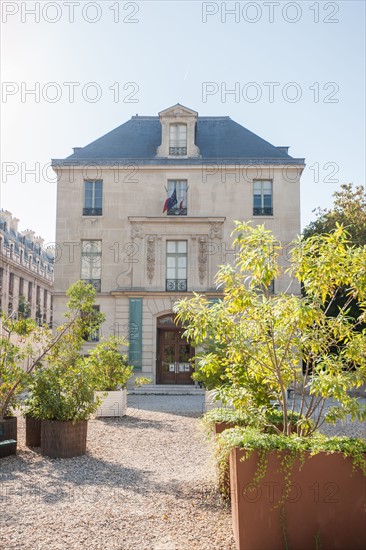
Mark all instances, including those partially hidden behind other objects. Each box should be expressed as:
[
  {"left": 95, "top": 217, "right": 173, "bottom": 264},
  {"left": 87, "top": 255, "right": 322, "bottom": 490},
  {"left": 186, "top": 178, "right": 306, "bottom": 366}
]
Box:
[
  {"left": 169, "top": 124, "right": 187, "bottom": 156},
  {"left": 156, "top": 105, "right": 200, "bottom": 158}
]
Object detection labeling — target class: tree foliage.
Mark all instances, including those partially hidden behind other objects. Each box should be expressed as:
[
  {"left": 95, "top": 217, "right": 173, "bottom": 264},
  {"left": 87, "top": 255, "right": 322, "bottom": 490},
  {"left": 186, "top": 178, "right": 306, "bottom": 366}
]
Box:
[
  {"left": 174, "top": 222, "right": 366, "bottom": 437},
  {"left": 303, "top": 184, "right": 366, "bottom": 246},
  {"left": 0, "top": 280, "right": 104, "bottom": 421}
]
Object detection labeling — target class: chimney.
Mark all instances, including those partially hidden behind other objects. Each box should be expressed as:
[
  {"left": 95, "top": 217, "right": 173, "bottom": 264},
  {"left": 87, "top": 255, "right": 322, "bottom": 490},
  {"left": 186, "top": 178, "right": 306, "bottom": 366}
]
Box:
[
  {"left": 10, "top": 216, "right": 19, "bottom": 233},
  {"left": 0, "top": 210, "right": 12, "bottom": 228},
  {"left": 34, "top": 236, "right": 45, "bottom": 249},
  {"left": 73, "top": 147, "right": 82, "bottom": 154},
  {"left": 21, "top": 229, "right": 36, "bottom": 242},
  {"left": 276, "top": 146, "right": 289, "bottom": 155}
]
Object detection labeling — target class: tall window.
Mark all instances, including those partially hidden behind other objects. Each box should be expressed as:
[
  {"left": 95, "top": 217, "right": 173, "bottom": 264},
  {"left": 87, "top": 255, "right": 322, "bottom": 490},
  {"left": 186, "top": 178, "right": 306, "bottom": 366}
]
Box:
[
  {"left": 82, "top": 305, "right": 101, "bottom": 342},
  {"left": 36, "top": 285, "right": 41, "bottom": 305},
  {"left": 9, "top": 273, "right": 14, "bottom": 297},
  {"left": 81, "top": 240, "right": 102, "bottom": 292},
  {"left": 253, "top": 180, "right": 273, "bottom": 215},
  {"left": 166, "top": 241, "right": 187, "bottom": 291},
  {"left": 19, "top": 277, "right": 24, "bottom": 297},
  {"left": 169, "top": 124, "right": 187, "bottom": 156},
  {"left": 28, "top": 282, "right": 33, "bottom": 306},
  {"left": 166, "top": 180, "right": 188, "bottom": 216},
  {"left": 83, "top": 180, "right": 103, "bottom": 216}
]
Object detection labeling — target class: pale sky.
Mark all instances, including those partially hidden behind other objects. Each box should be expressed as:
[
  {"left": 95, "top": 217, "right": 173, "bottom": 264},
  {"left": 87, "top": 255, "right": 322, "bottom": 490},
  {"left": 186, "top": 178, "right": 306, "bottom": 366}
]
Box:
[{"left": 1, "top": 0, "right": 365, "bottom": 244}]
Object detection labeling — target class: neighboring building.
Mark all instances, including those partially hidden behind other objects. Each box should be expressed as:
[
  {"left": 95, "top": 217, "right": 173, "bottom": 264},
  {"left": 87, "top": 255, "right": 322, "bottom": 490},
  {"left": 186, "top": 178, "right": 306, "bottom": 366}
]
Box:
[
  {"left": 0, "top": 210, "right": 54, "bottom": 324},
  {"left": 52, "top": 104, "right": 305, "bottom": 384}
]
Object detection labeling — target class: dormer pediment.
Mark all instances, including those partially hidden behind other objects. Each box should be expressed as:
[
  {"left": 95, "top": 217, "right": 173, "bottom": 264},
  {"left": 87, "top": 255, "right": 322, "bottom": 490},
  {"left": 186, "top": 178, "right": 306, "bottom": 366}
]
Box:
[
  {"left": 156, "top": 104, "right": 200, "bottom": 159},
  {"left": 158, "top": 103, "right": 198, "bottom": 119}
]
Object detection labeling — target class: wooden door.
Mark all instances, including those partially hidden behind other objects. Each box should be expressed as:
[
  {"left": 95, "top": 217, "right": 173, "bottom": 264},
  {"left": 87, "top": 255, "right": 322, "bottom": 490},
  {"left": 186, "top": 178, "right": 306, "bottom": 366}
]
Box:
[{"left": 157, "top": 327, "right": 194, "bottom": 384}]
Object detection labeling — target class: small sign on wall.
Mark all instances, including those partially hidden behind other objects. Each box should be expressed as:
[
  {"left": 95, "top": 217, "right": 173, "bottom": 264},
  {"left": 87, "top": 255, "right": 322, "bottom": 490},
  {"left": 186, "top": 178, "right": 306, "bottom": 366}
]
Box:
[{"left": 169, "top": 364, "right": 175, "bottom": 372}]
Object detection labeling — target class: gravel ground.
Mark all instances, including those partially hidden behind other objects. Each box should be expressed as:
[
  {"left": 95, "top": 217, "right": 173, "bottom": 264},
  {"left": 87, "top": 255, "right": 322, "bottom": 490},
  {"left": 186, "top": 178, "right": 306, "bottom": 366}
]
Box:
[
  {"left": 1, "top": 395, "right": 364, "bottom": 550},
  {"left": 0, "top": 395, "right": 235, "bottom": 550}
]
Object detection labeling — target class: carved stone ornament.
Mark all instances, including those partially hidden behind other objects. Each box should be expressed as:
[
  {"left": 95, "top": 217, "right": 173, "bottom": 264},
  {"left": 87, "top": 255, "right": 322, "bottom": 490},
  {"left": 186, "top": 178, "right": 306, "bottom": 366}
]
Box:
[
  {"left": 146, "top": 235, "right": 156, "bottom": 283},
  {"left": 210, "top": 222, "right": 223, "bottom": 240},
  {"left": 131, "top": 223, "right": 144, "bottom": 239},
  {"left": 198, "top": 236, "right": 208, "bottom": 284}
]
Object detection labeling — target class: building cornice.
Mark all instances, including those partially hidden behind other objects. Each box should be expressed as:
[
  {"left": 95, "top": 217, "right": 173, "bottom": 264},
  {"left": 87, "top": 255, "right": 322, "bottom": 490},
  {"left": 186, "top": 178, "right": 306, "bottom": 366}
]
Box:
[
  {"left": 51, "top": 159, "right": 306, "bottom": 169},
  {"left": 128, "top": 216, "right": 226, "bottom": 224}
]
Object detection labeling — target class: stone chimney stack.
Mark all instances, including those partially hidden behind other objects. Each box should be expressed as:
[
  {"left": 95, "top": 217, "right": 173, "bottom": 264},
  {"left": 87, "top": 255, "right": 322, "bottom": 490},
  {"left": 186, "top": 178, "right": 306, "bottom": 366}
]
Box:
[
  {"left": 21, "top": 230, "right": 36, "bottom": 242},
  {"left": 34, "top": 236, "right": 45, "bottom": 249}
]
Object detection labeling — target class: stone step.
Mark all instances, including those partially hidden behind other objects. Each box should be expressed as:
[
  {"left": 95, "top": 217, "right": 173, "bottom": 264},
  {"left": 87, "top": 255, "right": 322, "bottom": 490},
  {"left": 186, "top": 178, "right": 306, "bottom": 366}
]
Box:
[{"left": 129, "top": 384, "right": 205, "bottom": 395}]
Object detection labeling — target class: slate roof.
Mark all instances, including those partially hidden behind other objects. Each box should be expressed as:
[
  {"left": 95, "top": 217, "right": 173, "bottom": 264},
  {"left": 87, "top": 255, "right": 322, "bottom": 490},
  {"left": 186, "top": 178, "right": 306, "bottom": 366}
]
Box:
[
  {"left": 52, "top": 115, "right": 305, "bottom": 166},
  {"left": 0, "top": 218, "right": 54, "bottom": 269}
]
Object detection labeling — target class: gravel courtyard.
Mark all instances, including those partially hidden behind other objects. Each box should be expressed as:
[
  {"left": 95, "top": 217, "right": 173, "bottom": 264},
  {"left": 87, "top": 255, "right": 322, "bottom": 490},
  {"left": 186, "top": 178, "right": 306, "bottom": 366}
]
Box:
[{"left": 0, "top": 395, "right": 236, "bottom": 550}]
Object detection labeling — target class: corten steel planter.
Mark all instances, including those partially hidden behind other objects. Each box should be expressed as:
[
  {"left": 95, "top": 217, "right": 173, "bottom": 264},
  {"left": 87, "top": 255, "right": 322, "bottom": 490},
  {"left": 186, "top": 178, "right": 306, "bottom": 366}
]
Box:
[
  {"left": 41, "top": 420, "right": 88, "bottom": 458},
  {"left": 94, "top": 389, "right": 127, "bottom": 417},
  {"left": 0, "top": 416, "right": 17, "bottom": 457},
  {"left": 213, "top": 421, "right": 236, "bottom": 435},
  {"left": 230, "top": 448, "right": 366, "bottom": 550},
  {"left": 25, "top": 416, "right": 42, "bottom": 447},
  {"left": 214, "top": 422, "right": 236, "bottom": 498}
]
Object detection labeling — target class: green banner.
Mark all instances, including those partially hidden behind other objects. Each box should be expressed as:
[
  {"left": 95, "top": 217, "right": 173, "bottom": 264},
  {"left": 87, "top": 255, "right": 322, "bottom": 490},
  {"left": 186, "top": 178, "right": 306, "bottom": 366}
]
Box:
[{"left": 129, "top": 298, "right": 142, "bottom": 370}]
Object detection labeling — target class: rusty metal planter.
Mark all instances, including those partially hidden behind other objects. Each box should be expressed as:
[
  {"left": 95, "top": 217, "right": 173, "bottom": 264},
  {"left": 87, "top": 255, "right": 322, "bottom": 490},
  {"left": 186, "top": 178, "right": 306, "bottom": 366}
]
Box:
[
  {"left": 230, "top": 448, "right": 366, "bottom": 550},
  {"left": 41, "top": 420, "right": 88, "bottom": 458},
  {"left": 25, "top": 416, "right": 42, "bottom": 447},
  {"left": 0, "top": 416, "right": 17, "bottom": 457}
]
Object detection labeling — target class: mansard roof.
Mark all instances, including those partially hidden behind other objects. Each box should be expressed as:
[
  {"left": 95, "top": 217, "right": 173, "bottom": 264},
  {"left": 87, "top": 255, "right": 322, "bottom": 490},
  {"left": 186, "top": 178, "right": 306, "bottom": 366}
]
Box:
[{"left": 52, "top": 109, "right": 305, "bottom": 166}]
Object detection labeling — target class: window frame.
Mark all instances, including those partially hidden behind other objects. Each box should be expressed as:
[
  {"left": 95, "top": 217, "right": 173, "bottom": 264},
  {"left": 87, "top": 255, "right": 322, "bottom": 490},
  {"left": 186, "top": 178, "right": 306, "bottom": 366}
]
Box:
[
  {"left": 81, "top": 240, "right": 102, "bottom": 292},
  {"left": 166, "top": 180, "right": 188, "bottom": 216},
  {"left": 82, "top": 305, "right": 101, "bottom": 342},
  {"left": 253, "top": 180, "right": 273, "bottom": 216},
  {"left": 169, "top": 123, "right": 187, "bottom": 156},
  {"left": 83, "top": 180, "right": 103, "bottom": 216},
  {"left": 166, "top": 240, "right": 188, "bottom": 291}
]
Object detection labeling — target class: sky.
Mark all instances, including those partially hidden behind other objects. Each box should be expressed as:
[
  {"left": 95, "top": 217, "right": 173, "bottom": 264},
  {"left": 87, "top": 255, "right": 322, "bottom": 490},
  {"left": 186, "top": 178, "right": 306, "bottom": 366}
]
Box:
[{"left": 1, "top": 0, "right": 365, "bottom": 245}]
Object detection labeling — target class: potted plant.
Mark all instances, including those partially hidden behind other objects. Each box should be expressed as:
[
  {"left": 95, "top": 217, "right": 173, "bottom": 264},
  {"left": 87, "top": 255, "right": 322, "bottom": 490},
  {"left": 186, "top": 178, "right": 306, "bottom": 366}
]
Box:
[
  {"left": 29, "top": 355, "right": 102, "bottom": 458},
  {"left": 174, "top": 222, "right": 366, "bottom": 549},
  {"left": 23, "top": 280, "right": 105, "bottom": 457},
  {"left": 87, "top": 336, "right": 133, "bottom": 417},
  {"left": 0, "top": 313, "right": 42, "bottom": 456}
]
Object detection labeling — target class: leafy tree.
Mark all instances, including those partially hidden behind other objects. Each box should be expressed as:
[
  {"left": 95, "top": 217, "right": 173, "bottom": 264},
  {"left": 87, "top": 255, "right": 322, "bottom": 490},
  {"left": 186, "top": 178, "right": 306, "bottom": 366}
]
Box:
[
  {"left": 303, "top": 184, "right": 366, "bottom": 246},
  {"left": 0, "top": 280, "right": 104, "bottom": 421},
  {"left": 174, "top": 222, "right": 366, "bottom": 437},
  {"left": 87, "top": 336, "right": 133, "bottom": 391},
  {"left": 303, "top": 184, "right": 366, "bottom": 326}
]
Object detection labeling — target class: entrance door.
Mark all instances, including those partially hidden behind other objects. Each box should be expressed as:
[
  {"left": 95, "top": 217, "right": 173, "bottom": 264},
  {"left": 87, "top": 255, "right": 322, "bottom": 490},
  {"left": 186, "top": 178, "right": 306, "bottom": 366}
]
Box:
[{"left": 156, "top": 316, "right": 194, "bottom": 384}]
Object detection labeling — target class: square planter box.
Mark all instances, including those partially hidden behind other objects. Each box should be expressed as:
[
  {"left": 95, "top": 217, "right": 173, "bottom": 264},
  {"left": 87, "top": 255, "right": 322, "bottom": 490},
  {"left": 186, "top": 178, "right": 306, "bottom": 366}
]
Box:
[
  {"left": 41, "top": 420, "right": 87, "bottom": 458},
  {"left": 230, "top": 447, "right": 366, "bottom": 550},
  {"left": 25, "top": 416, "right": 42, "bottom": 447},
  {"left": 94, "top": 389, "right": 127, "bottom": 417},
  {"left": 0, "top": 417, "right": 17, "bottom": 458}
]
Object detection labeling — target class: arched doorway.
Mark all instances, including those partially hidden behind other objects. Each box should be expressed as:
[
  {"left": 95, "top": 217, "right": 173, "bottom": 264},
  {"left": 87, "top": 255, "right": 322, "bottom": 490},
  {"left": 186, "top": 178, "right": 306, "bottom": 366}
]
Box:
[{"left": 156, "top": 314, "right": 195, "bottom": 384}]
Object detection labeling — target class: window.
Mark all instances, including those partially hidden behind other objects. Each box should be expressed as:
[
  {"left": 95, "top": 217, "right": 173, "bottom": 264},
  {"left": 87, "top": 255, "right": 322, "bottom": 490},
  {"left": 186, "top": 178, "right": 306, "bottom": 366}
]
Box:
[
  {"left": 81, "top": 240, "right": 102, "bottom": 292},
  {"left": 166, "top": 241, "right": 187, "bottom": 291},
  {"left": 19, "top": 277, "right": 24, "bottom": 297},
  {"left": 253, "top": 180, "right": 273, "bottom": 216},
  {"left": 169, "top": 124, "right": 187, "bottom": 156},
  {"left": 9, "top": 273, "right": 14, "bottom": 297},
  {"left": 28, "top": 282, "right": 33, "bottom": 306},
  {"left": 83, "top": 180, "right": 103, "bottom": 216},
  {"left": 82, "top": 305, "right": 100, "bottom": 342},
  {"left": 166, "top": 180, "right": 187, "bottom": 215},
  {"left": 36, "top": 285, "right": 41, "bottom": 305}
]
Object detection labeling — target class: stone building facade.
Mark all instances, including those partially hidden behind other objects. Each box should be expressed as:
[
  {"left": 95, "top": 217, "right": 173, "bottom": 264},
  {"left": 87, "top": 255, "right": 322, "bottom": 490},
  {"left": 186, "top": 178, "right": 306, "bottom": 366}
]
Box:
[
  {"left": 52, "top": 104, "right": 304, "bottom": 384},
  {"left": 0, "top": 210, "right": 54, "bottom": 324}
]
